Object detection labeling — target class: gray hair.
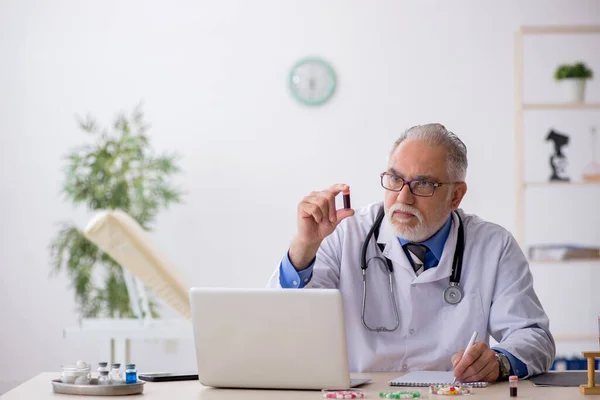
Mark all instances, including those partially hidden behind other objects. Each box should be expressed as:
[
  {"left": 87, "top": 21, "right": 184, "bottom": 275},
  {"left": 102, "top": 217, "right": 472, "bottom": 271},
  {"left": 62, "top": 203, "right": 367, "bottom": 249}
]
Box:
[{"left": 390, "top": 123, "right": 468, "bottom": 181}]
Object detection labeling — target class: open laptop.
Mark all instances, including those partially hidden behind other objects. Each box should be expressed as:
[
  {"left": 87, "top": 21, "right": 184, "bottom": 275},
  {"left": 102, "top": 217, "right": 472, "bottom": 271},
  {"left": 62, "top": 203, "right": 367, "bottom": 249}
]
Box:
[{"left": 188, "top": 287, "right": 371, "bottom": 390}]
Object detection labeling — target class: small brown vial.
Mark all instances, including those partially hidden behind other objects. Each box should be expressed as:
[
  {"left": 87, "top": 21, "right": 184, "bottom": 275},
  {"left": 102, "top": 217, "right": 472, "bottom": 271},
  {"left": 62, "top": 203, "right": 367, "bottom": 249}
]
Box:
[
  {"left": 342, "top": 188, "right": 351, "bottom": 209},
  {"left": 509, "top": 375, "right": 518, "bottom": 397}
]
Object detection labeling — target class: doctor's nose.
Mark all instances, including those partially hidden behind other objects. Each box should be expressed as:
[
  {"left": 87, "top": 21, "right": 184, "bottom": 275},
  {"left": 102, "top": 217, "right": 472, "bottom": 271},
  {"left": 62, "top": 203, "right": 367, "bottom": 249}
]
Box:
[{"left": 396, "top": 183, "right": 415, "bottom": 204}]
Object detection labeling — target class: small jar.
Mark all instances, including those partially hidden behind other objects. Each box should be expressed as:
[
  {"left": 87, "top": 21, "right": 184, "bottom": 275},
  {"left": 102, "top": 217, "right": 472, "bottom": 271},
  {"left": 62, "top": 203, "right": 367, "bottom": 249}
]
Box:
[
  {"left": 125, "top": 364, "right": 137, "bottom": 384},
  {"left": 98, "top": 370, "right": 110, "bottom": 385},
  {"left": 97, "top": 362, "right": 108, "bottom": 375},
  {"left": 509, "top": 375, "right": 518, "bottom": 397},
  {"left": 60, "top": 360, "right": 91, "bottom": 385},
  {"left": 110, "top": 363, "right": 122, "bottom": 384}
]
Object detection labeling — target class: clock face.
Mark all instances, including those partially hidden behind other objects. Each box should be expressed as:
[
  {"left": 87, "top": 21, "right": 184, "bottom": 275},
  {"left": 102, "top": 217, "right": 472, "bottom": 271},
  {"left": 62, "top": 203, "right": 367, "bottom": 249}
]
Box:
[{"left": 289, "top": 58, "right": 336, "bottom": 106}]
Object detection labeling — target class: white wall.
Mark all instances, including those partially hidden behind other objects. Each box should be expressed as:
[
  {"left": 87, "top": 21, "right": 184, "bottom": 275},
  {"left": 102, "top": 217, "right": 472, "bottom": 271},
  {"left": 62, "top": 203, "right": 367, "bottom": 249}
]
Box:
[{"left": 1, "top": 0, "right": 599, "bottom": 392}]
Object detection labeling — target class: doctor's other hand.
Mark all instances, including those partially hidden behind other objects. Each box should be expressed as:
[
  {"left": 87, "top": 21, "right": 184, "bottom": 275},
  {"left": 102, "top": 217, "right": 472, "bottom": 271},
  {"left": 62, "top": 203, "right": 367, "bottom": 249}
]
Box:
[
  {"left": 451, "top": 342, "right": 500, "bottom": 383},
  {"left": 289, "top": 184, "right": 355, "bottom": 271}
]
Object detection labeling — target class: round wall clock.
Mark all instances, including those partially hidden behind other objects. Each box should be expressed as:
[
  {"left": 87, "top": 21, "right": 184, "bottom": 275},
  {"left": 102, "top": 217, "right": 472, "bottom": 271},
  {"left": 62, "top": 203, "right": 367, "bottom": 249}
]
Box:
[{"left": 289, "top": 57, "right": 336, "bottom": 106}]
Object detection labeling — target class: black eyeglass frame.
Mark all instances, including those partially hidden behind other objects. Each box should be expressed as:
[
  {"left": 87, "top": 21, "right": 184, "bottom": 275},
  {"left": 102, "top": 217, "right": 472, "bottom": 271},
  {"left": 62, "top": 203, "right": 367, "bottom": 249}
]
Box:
[{"left": 380, "top": 172, "right": 462, "bottom": 197}]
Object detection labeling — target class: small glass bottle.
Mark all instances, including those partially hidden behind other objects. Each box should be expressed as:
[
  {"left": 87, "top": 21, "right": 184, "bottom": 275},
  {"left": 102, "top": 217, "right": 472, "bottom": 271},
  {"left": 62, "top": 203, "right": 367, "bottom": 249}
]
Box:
[
  {"left": 60, "top": 361, "right": 91, "bottom": 385},
  {"left": 98, "top": 370, "right": 110, "bottom": 385},
  {"left": 97, "top": 362, "right": 108, "bottom": 375},
  {"left": 125, "top": 364, "right": 137, "bottom": 384},
  {"left": 509, "top": 375, "right": 518, "bottom": 397},
  {"left": 110, "top": 363, "right": 122, "bottom": 384}
]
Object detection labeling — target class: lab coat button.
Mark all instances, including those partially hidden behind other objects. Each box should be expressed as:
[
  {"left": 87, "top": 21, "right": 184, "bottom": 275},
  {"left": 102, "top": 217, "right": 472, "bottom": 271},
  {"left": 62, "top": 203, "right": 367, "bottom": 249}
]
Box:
[
  {"left": 292, "top": 280, "right": 298, "bottom": 286},
  {"left": 303, "top": 278, "right": 309, "bottom": 283},
  {"left": 402, "top": 364, "right": 408, "bottom": 370},
  {"left": 409, "top": 329, "right": 415, "bottom": 334}
]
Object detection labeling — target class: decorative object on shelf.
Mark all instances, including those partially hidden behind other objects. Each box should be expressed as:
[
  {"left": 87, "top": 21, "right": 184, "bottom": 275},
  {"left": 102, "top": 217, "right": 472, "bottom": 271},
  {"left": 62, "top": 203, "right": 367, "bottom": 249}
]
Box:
[
  {"left": 546, "top": 129, "right": 570, "bottom": 181},
  {"left": 583, "top": 126, "right": 600, "bottom": 182},
  {"left": 580, "top": 352, "right": 600, "bottom": 395},
  {"left": 49, "top": 104, "right": 184, "bottom": 319},
  {"left": 554, "top": 61, "right": 594, "bottom": 103},
  {"left": 289, "top": 57, "right": 336, "bottom": 106}
]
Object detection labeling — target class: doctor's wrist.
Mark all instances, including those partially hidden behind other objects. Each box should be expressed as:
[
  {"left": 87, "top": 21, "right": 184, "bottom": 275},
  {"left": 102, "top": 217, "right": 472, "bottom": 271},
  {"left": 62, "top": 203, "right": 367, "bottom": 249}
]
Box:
[
  {"left": 288, "top": 239, "right": 320, "bottom": 271},
  {"left": 494, "top": 352, "right": 511, "bottom": 381}
]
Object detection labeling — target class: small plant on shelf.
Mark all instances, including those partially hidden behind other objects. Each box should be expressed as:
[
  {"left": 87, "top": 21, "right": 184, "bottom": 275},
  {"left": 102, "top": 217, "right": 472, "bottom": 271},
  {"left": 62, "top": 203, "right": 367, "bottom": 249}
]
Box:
[
  {"left": 554, "top": 62, "right": 593, "bottom": 80},
  {"left": 553, "top": 62, "right": 594, "bottom": 103}
]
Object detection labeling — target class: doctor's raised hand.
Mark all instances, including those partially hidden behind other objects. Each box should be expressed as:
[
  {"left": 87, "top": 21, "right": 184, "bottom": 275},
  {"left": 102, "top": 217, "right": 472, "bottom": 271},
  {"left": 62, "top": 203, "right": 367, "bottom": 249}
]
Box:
[{"left": 288, "top": 184, "right": 355, "bottom": 271}]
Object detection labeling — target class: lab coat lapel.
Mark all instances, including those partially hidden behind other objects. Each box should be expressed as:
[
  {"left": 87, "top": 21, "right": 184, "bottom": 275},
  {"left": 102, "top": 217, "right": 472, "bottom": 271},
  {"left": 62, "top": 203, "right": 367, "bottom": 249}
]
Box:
[{"left": 415, "top": 212, "right": 459, "bottom": 284}]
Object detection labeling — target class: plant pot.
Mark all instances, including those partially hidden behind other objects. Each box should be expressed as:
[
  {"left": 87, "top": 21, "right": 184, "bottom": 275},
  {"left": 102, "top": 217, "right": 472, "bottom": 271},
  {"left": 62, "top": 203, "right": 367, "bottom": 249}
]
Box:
[{"left": 559, "top": 78, "right": 587, "bottom": 103}]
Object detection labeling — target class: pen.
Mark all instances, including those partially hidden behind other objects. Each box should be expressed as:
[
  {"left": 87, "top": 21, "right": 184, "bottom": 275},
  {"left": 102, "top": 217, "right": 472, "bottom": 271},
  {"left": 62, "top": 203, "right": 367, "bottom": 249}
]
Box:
[{"left": 452, "top": 331, "right": 478, "bottom": 384}]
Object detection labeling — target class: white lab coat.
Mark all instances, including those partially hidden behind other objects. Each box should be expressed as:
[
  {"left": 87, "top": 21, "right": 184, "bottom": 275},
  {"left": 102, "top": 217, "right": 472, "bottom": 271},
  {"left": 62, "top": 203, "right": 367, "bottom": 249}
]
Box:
[{"left": 268, "top": 202, "right": 555, "bottom": 377}]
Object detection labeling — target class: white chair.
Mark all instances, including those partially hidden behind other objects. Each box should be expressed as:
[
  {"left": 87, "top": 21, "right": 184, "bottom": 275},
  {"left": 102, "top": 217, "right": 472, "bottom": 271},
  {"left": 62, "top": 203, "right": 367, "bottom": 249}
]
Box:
[{"left": 63, "top": 210, "right": 192, "bottom": 364}]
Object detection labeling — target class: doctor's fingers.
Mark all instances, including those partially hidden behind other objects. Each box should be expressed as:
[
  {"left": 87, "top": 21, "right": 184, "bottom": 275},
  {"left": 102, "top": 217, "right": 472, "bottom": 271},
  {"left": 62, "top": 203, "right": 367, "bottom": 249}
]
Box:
[
  {"left": 451, "top": 351, "right": 464, "bottom": 368},
  {"left": 459, "top": 353, "right": 498, "bottom": 383},
  {"left": 300, "top": 202, "right": 328, "bottom": 224},
  {"left": 302, "top": 192, "right": 337, "bottom": 223},
  {"left": 452, "top": 342, "right": 488, "bottom": 377},
  {"left": 324, "top": 183, "right": 350, "bottom": 196},
  {"left": 323, "top": 183, "right": 351, "bottom": 221},
  {"left": 456, "top": 348, "right": 497, "bottom": 382}
]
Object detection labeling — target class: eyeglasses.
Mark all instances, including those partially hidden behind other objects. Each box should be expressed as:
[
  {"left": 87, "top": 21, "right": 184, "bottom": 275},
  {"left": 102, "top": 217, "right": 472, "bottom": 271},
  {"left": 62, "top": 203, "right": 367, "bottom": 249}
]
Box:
[{"left": 380, "top": 172, "right": 460, "bottom": 197}]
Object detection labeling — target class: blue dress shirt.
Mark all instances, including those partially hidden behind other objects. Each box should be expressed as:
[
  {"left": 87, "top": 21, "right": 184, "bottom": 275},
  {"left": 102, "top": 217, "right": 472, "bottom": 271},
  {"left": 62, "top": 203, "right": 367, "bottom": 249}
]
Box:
[
  {"left": 278, "top": 213, "right": 528, "bottom": 378},
  {"left": 398, "top": 215, "right": 452, "bottom": 270}
]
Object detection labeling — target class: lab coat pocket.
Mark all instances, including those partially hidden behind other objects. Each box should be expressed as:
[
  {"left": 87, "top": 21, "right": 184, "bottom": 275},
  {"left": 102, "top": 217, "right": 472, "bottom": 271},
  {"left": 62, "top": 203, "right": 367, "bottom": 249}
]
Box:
[{"left": 441, "top": 290, "right": 486, "bottom": 355}]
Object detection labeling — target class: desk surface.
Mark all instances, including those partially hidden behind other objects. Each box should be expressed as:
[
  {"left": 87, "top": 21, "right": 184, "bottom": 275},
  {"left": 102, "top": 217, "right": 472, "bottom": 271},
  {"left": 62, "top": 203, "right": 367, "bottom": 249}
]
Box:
[{"left": 0, "top": 372, "right": 589, "bottom": 399}]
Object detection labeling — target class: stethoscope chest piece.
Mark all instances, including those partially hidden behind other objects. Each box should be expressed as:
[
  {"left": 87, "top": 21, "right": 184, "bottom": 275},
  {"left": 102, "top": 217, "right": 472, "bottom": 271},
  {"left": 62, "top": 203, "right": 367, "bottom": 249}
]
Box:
[{"left": 443, "top": 283, "right": 463, "bottom": 305}]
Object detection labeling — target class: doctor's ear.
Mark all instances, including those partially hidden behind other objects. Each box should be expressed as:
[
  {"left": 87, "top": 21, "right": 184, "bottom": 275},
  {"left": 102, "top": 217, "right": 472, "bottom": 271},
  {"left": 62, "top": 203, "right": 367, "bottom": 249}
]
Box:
[{"left": 450, "top": 182, "right": 467, "bottom": 209}]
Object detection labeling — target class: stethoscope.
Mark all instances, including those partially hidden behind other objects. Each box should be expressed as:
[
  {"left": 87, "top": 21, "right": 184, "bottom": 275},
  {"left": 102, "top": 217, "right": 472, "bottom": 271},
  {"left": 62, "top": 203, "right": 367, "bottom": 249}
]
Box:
[{"left": 359, "top": 206, "right": 465, "bottom": 332}]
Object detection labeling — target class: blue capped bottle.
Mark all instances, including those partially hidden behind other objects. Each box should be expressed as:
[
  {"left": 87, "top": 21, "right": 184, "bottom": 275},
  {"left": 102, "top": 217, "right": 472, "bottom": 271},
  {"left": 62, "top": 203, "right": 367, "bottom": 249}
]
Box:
[{"left": 125, "top": 364, "right": 137, "bottom": 384}]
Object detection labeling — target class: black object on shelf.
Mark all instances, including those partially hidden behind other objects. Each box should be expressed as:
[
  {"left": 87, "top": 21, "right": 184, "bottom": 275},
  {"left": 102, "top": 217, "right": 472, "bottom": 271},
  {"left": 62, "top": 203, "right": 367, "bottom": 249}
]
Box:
[{"left": 546, "top": 129, "right": 570, "bottom": 182}]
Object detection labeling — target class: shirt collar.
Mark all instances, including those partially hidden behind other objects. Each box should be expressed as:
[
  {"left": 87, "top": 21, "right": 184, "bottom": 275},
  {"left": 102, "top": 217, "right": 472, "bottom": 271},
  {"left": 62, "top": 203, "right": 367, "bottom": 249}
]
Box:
[{"left": 398, "top": 214, "right": 453, "bottom": 263}]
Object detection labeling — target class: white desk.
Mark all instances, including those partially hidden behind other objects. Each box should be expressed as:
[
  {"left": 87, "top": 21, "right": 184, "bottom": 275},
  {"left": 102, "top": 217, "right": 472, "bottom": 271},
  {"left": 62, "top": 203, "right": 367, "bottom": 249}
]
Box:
[{"left": 0, "top": 372, "right": 589, "bottom": 399}]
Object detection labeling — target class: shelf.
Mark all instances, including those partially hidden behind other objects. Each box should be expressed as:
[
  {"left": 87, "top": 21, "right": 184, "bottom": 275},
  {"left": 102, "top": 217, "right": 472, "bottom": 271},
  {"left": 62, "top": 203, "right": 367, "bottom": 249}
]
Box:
[
  {"left": 529, "top": 259, "right": 600, "bottom": 264},
  {"left": 520, "top": 25, "right": 600, "bottom": 35},
  {"left": 521, "top": 103, "right": 600, "bottom": 110},
  {"left": 553, "top": 333, "right": 598, "bottom": 342},
  {"left": 524, "top": 181, "right": 600, "bottom": 187}
]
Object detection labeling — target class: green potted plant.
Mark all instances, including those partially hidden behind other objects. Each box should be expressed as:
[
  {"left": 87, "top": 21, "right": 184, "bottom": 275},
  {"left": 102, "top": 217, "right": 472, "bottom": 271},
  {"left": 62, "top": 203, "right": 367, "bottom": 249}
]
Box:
[
  {"left": 553, "top": 61, "right": 594, "bottom": 103},
  {"left": 49, "top": 104, "right": 184, "bottom": 319}
]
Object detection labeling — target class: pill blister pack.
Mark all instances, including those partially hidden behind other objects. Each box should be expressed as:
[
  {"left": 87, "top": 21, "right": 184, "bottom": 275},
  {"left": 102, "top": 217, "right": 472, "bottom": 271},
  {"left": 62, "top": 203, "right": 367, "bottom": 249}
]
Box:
[{"left": 429, "top": 385, "right": 472, "bottom": 395}]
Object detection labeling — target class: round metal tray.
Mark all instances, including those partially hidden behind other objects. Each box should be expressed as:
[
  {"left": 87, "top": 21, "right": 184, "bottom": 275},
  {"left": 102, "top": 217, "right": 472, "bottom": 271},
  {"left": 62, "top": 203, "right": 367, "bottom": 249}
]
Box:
[{"left": 51, "top": 378, "right": 145, "bottom": 396}]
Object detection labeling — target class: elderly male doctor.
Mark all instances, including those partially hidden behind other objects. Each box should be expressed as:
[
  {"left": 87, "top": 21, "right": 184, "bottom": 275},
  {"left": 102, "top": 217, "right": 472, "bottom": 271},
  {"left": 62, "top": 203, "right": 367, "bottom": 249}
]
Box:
[{"left": 268, "top": 123, "right": 555, "bottom": 383}]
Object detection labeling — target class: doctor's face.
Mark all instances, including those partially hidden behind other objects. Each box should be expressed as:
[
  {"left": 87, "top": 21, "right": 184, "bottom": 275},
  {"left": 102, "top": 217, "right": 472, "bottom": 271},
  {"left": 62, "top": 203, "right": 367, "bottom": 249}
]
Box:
[{"left": 383, "top": 139, "right": 466, "bottom": 242}]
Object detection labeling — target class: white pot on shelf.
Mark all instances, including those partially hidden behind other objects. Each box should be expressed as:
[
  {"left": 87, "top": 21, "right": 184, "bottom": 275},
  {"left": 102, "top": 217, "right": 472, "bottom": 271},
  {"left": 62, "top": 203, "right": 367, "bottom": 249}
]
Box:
[{"left": 559, "top": 78, "right": 587, "bottom": 103}]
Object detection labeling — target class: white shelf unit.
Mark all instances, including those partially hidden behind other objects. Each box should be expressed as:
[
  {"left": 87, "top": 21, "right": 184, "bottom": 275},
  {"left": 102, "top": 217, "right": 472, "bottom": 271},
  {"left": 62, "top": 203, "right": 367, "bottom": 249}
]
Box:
[
  {"left": 514, "top": 25, "right": 600, "bottom": 352},
  {"left": 514, "top": 24, "right": 600, "bottom": 245}
]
